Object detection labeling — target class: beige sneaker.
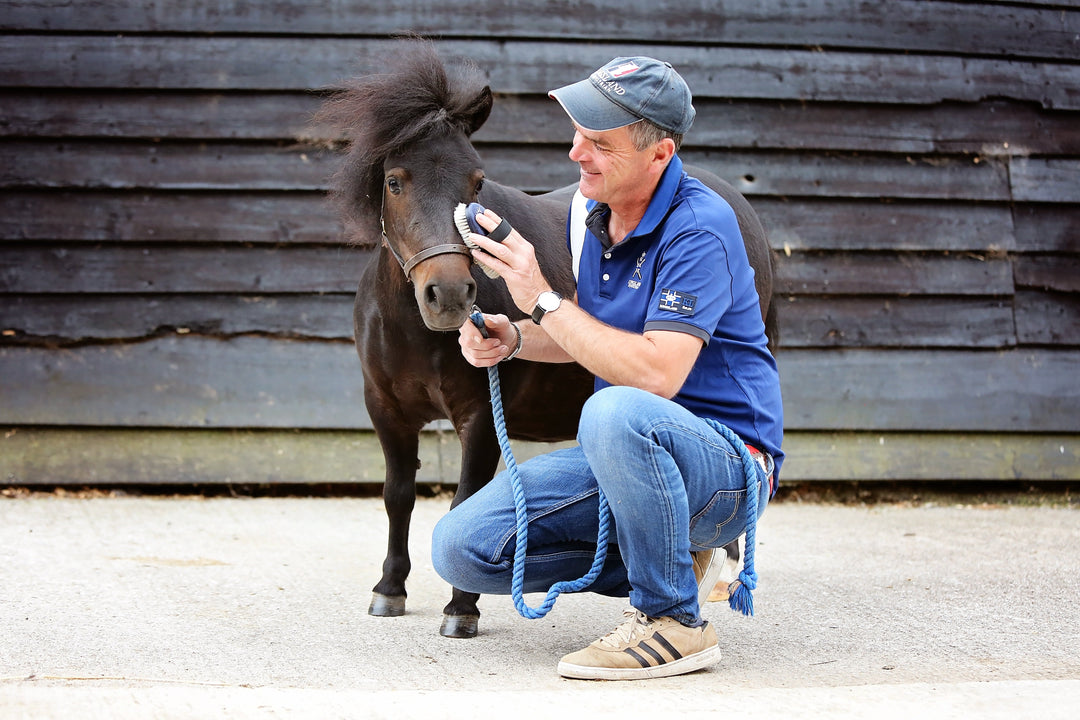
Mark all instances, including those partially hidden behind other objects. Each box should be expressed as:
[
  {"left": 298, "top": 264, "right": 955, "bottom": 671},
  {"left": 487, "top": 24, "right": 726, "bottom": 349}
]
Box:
[
  {"left": 557, "top": 609, "right": 721, "bottom": 680},
  {"left": 692, "top": 549, "right": 723, "bottom": 606}
]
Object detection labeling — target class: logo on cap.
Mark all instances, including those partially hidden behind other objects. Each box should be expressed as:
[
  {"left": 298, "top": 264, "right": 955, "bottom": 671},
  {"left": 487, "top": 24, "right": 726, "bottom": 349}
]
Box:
[{"left": 608, "top": 61, "right": 640, "bottom": 78}]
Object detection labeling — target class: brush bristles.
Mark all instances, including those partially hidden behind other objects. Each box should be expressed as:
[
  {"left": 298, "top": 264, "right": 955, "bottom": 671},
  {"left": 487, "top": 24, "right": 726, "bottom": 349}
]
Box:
[
  {"left": 454, "top": 203, "right": 475, "bottom": 246},
  {"left": 454, "top": 203, "right": 500, "bottom": 278}
]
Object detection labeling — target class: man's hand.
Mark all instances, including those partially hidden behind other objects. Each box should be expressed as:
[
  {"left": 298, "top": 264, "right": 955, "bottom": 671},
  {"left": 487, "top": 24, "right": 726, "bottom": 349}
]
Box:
[
  {"left": 458, "top": 312, "right": 517, "bottom": 368},
  {"left": 466, "top": 209, "right": 552, "bottom": 316}
]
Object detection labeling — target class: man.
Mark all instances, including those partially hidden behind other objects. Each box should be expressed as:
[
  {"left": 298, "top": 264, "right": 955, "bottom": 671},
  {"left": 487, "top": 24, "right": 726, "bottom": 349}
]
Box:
[{"left": 431, "top": 57, "right": 784, "bottom": 680}]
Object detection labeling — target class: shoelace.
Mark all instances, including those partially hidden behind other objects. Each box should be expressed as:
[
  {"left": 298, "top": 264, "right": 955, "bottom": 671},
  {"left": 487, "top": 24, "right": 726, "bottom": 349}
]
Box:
[{"left": 597, "top": 609, "right": 653, "bottom": 648}]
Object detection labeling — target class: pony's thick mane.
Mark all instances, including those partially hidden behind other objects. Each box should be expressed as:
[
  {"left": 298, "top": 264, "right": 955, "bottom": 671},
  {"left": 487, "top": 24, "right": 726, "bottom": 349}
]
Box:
[{"left": 316, "top": 41, "right": 490, "bottom": 236}]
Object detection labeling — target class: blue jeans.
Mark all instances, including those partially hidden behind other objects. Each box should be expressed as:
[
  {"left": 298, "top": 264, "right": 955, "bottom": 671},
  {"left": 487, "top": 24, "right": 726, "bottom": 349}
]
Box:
[{"left": 431, "top": 386, "right": 770, "bottom": 625}]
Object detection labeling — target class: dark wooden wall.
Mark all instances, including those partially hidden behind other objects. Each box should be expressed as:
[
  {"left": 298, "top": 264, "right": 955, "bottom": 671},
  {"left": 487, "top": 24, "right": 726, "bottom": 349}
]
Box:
[{"left": 2, "top": 1, "right": 1078, "bottom": 486}]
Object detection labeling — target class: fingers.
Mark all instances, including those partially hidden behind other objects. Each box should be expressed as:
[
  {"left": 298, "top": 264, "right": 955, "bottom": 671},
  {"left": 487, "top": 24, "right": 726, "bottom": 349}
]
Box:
[
  {"left": 467, "top": 210, "right": 527, "bottom": 272},
  {"left": 467, "top": 234, "right": 510, "bottom": 272},
  {"left": 457, "top": 314, "right": 511, "bottom": 367},
  {"left": 468, "top": 208, "right": 548, "bottom": 315},
  {"left": 472, "top": 208, "right": 501, "bottom": 233},
  {"left": 473, "top": 209, "right": 521, "bottom": 245}
]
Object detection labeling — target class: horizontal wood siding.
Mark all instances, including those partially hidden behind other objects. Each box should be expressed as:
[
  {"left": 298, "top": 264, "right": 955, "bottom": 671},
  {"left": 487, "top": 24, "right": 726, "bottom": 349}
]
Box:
[{"left": 2, "top": 1, "right": 1078, "bottom": 485}]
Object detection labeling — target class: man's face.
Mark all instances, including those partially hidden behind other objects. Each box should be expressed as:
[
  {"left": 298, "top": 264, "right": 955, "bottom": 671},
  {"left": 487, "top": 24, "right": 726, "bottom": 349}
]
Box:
[{"left": 567, "top": 123, "right": 653, "bottom": 206}]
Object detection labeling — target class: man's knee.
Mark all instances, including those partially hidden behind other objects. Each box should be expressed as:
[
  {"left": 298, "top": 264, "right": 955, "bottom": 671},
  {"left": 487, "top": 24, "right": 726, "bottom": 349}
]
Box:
[
  {"left": 580, "top": 386, "right": 635, "bottom": 434},
  {"left": 430, "top": 511, "right": 469, "bottom": 587},
  {"left": 579, "top": 386, "right": 652, "bottom": 447}
]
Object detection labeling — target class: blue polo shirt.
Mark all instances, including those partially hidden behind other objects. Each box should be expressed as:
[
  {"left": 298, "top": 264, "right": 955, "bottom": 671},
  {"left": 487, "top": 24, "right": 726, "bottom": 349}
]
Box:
[{"left": 571, "top": 154, "right": 784, "bottom": 479}]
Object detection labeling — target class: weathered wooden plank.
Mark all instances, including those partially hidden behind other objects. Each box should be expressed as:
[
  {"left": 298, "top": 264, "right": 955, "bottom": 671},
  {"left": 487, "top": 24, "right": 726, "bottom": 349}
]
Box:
[
  {"left": 0, "top": 246, "right": 371, "bottom": 294},
  {"left": 774, "top": 253, "right": 1015, "bottom": 296},
  {"left": 757, "top": 199, "right": 1016, "bottom": 253},
  {"left": 0, "top": 141, "right": 337, "bottom": 191},
  {"left": 3, "top": 1, "right": 1077, "bottom": 60},
  {"left": 0, "top": 192, "right": 1019, "bottom": 254},
  {"left": 0, "top": 192, "right": 1020, "bottom": 255},
  {"left": 680, "top": 100, "right": 1080, "bottom": 156},
  {"left": 0, "top": 141, "right": 1013, "bottom": 201},
  {"left": 1013, "top": 255, "right": 1080, "bottom": 292},
  {"left": 1014, "top": 290, "right": 1080, "bottom": 345},
  {"left": 0, "top": 294, "right": 356, "bottom": 341},
  {"left": 778, "top": 431, "right": 1080, "bottom": 482},
  {"left": 1011, "top": 158, "right": 1080, "bottom": 203},
  {"left": 682, "top": 150, "right": 1011, "bottom": 202},
  {"left": 6, "top": 92, "right": 1079, "bottom": 158},
  {"left": 1, "top": 37, "right": 1076, "bottom": 108},
  {"left": 0, "top": 428, "right": 415, "bottom": 486},
  {"left": 0, "top": 336, "right": 370, "bottom": 429},
  {"left": 779, "top": 296, "right": 1017, "bottom": 348},
  {"left": 0, "top": 190, "right": 343, "bottom": 244},
  {"left": 779, "top": 348, "right": 1080, "bottom": 432},
  {"left": 2, "top": 428, "right": 1076, "bottom": 486},
  {"left": 1, "top": 338, "right": 1076, "bottom": 432},
  {"left": 0, "top": 91, "right": 323, "bottom": 141},
  {"left": 0, "top": 244, "right": 1013, "bottom": 296},
  {"left": 1013, "top": 204, "right": 1080, "bottom": 252},
  {"left": 2, "top": 293, "right": 1019, "bottom": 348}
]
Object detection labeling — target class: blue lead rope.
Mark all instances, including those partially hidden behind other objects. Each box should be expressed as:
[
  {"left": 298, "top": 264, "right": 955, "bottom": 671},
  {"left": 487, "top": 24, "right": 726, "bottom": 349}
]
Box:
[
  {"left": 702, "top": 419, "right": 762, "bottom": 616},
  {"left": 469, "top": 308, "right": 762, "bottom": 619}
]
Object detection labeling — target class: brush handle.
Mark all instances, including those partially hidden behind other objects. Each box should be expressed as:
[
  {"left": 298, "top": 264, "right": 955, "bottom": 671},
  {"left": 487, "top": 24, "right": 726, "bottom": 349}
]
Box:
[{"left": 466, "top": 203, "right": 513, "bottom": 242}]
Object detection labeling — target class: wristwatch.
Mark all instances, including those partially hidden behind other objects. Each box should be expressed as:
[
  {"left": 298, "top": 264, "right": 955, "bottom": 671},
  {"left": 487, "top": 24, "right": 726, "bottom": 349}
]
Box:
[{"left": 531, "top": 291, "right": 562, "bottom": 325}]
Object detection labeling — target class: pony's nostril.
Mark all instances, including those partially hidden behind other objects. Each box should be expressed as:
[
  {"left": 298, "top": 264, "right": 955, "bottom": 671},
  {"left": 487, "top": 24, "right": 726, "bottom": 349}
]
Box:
[
  {"left": 425, "top": 280, "right": 476, "bottom": 312},
  {"left": 425, "top": 283, "right": 441, "bottom": 308}
]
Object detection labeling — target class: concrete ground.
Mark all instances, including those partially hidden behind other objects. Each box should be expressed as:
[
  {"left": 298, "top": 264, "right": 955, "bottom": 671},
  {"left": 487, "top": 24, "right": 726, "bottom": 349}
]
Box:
[{"left": 1, "top": 490, "right": 1078, "bottom": 719}]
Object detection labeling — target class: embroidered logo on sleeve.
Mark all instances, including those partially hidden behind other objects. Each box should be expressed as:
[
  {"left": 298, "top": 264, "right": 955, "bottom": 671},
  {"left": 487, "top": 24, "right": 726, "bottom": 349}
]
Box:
[{"left": 659, "top": 288, "right": 697, "bottom": 316}]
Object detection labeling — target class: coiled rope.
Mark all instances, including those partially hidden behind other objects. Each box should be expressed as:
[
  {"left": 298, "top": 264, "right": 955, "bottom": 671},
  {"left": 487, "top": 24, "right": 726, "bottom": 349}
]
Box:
[{"left": 470, "top": 308, "right": 762, "bottom": 619}]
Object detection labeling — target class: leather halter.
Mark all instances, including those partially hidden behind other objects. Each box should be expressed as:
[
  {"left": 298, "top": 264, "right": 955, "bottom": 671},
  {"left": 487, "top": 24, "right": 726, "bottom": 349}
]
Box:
[{"left": 380, "top": 191, "right": 472, "bottom": 282}]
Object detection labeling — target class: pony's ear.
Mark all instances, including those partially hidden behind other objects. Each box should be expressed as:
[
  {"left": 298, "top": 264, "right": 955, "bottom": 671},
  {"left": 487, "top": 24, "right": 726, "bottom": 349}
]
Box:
[{"left": 462, "top": 86, "right": 493, "bottom": 136}]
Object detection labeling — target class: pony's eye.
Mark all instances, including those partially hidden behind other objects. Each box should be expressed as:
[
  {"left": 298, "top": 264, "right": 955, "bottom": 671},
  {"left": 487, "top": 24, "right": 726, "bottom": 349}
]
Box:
[
  {"left": 475, "top": 179, "right": 484, "bottom": 195},
  {"left": 387, "top": 177, "right": 402, "bottom": 194}
]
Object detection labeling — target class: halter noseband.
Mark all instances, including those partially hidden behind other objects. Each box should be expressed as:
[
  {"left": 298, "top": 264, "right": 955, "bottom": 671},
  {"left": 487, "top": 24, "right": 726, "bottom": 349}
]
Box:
[{"left": 380, "top": 191, "right": 472, "bottom": 281}]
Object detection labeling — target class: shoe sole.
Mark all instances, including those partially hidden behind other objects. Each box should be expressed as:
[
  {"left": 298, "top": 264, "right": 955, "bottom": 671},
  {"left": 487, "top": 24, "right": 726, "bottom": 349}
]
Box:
[
  {"left": 556, "top": 643, "right": 721, "bottom": 681},
  {"left": 696, "top": 552, "right": 725, "bottom": 607}
]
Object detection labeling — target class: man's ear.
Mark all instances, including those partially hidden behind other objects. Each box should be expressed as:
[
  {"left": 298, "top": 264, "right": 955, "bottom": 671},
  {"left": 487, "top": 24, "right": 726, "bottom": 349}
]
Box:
[{"left": 650, "top": 137, "right": 677, "bottom": 170}]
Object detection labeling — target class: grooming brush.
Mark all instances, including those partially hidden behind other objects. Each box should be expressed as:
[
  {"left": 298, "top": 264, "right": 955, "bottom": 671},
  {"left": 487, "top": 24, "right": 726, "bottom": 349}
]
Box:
[{"left": 454, "top": 202, "right": 513, "bottom": 279}]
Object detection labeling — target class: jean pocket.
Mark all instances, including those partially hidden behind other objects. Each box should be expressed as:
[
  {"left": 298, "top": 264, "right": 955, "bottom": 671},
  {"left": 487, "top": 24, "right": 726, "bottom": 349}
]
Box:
[{"left": 689, "top": 489, "right": 745, "bottom": 548}]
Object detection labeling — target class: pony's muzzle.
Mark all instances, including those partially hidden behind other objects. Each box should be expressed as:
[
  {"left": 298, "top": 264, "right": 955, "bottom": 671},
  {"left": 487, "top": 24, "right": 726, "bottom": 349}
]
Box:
[{"left": 420, "top": 275, "right": 477, "bottom": 329}]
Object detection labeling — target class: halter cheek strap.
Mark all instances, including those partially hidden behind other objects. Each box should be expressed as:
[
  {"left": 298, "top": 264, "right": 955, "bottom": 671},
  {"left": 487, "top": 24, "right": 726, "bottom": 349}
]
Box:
[
  {"left": 401, "top": 242, "right": 473, "bottom": 277},
  {"left": 381, "top": 206, "right": 473, "bottom": 282}
]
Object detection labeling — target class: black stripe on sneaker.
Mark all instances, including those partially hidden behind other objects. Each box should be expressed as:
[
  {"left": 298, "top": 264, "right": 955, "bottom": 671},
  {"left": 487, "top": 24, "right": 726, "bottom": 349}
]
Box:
[
  {"left": 623, "top": 647, "right": 652, "bottom": 668},
  {"left": 650, "top": 633, "right": 684, "bottom": 660},
  {"left": 634, "top": 640, "right": 666, "bottom": 665}
]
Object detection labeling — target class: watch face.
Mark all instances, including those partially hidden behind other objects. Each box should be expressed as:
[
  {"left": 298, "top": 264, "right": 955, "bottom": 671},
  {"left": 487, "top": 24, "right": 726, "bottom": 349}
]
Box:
[{"left": 532, "top": 291, "right": 561, "bottom": 324}]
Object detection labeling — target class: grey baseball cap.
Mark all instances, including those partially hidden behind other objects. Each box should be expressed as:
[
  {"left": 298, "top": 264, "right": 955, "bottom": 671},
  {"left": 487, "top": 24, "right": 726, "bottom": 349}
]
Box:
[{"left": 548, "top": 56, "right": 696, "bottom": 134}]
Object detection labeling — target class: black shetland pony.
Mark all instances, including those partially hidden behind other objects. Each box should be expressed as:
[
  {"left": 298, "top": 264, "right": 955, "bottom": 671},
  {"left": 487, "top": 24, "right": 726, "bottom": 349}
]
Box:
[{"left": 317, "top": 41, "right": 776, "bottom": 638}]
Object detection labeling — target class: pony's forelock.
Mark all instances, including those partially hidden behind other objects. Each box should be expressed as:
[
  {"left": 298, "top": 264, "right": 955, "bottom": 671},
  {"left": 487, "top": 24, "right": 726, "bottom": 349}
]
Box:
[{"left": 315, "top": 41, "right": 489, "bottom": 236}]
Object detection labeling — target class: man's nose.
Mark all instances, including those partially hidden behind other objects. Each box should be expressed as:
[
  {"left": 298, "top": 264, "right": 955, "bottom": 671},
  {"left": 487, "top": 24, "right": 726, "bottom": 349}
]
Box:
[{"left": 568, "top": 131, "right": 586, "bottom": 162}]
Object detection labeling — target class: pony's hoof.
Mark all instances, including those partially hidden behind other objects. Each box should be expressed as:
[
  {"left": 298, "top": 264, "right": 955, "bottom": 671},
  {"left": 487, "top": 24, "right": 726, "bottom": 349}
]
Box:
[
  {"left": 369, "top": 592, "right": 406, "bottom": 617},
  {"left": 440, "top": 614, "right": 479, "bottom": 638}
]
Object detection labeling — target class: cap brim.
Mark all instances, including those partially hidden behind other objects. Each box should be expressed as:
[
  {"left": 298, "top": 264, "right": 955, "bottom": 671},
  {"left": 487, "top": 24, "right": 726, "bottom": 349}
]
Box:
[{"left": 548, "top": 79, "right": 641, "bottom": 132}]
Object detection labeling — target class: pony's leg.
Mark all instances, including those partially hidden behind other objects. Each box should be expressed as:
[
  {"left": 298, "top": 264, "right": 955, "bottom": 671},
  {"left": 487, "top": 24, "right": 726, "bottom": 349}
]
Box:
[
  {"left": 439, "top": 422, "right": 501, "bottom": 638},
  {"left": 369, "top": 424, "right": 420, "bottom": 617}
]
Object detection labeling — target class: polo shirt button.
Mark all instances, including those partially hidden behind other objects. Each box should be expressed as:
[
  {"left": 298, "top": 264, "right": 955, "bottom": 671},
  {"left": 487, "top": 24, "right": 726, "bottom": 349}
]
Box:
[
  {"left": 604, "top": 253, "right": 612, "bottom": 259},
  {"left": 602, "top": 273, "right": 610, "bottom": 281}
]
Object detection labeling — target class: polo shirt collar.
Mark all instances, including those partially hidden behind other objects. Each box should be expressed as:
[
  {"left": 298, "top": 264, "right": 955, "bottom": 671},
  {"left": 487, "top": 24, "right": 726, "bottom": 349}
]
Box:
[{"left": 634, "top": 152, "right": 684, "bottom": 238}]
